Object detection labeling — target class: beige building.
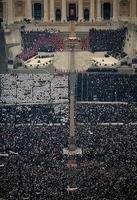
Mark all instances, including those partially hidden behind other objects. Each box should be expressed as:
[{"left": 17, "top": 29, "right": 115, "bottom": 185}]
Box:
[{"left": 1, "top": 0, "right": 137, "bottom": 25}]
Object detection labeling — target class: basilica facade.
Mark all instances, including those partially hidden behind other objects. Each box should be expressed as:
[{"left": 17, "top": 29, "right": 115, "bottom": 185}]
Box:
[{"left": 1, "top": 0, "right": 137, "bottom": 25}]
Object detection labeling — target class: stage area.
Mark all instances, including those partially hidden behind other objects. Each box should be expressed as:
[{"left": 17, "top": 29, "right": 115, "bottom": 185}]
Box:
[
  {"left": 23, "top": 51, "right": 119, "bottom": 71},
  {"left": 91, "top": 53, "right": 119, "bottom": 67},
  {"left": 53, "top": 51, "right": 119, "bottom": 72},
  {"left": 24, "top": 54, "right": 54, "bottom": 69}
]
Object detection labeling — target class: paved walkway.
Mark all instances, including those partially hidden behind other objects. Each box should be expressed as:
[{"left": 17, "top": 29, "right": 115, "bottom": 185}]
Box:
[{"left": 69, "top": 22, "right": 76, "bottom": 138}]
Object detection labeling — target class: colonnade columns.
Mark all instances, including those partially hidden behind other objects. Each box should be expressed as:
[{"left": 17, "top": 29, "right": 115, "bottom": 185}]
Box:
[
  {"left": 90, "top": 0, "right": 95, "bottom": 22},
  {"left": 7, "top": 0, "right": 14, "bottom": 25},
  {"left": 131, "top": 0, "right": 137, "bottom": 23},
  {"left": 78, "top": 0, "right": 83, "bottom": 21},
  {"left": 2, "top": 1, "right": 7, "bottom": 22},
  {"left": 43, "top": 0, "right": 48, "bottom": 22},
  {"left": 113, "top": 0, "right": 118, "bottom": 21},
  {"left": 50, "top": 0, "right": 55, "bottom": 22},
  {"left": 62, "top": 0, "right": 67, "bottom": 22},
  {"left": 97, "top": 0, "right": 102, "bottom": 21},
  {"left": 26, "top": 0, "right": 32, "bottom": 19}
]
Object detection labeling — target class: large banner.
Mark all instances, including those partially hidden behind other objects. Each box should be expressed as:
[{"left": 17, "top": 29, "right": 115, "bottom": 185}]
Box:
[{"left": 69, "top": 4, "right": 76, "bottom": 20}]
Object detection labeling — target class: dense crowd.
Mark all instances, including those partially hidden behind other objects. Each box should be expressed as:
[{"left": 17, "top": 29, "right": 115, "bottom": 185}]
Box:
[
  {"left": 0, "top": 123, "right": 137, "bottom": 199},
  {"left": 0, "top": 73, "right": 68, "bottom": 104},
  {"left": 0, "top": 104, "right": 68, "bottom": 124},
  {"left": 21, "top": 28, "right": 59, "bottom": 49},
  {"left": 76, "top": 102, "right": 137, "bottom": 124},
  {"left": 0, "top": 70, "right": 137, "bottom": 199},
  {"left": 80, "top": 37, "right": 89, "bottom": 50},
  {"left": 76, "top": 73, "right": 137, "bottom": 102},
  {"left": 76, "top": 124, "right": 137, "bottom": 199},
  {"left": 89, "top": 28, "right": 127, "bottom": 54},
  {"left": 107, "top": 51, "right": 127, "bottom": 60},
  {"left": 18, "top": 28, "right": 64, "bottom": 61},
  {"left": 0, "top": 124, "right": 69, "bottom": 200}
]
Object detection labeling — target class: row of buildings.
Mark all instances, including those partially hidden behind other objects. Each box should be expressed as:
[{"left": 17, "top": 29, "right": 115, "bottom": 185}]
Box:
[{"left": 0, "top": 0, "right": 137, "bottom": 25}]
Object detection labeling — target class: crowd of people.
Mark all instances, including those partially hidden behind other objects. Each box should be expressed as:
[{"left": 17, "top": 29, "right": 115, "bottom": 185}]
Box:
[
  {"left": 76, "top": 102, "right": 137, "bottom": 124},
  {"left": 0, "top": 63, "right": 137, "bottom": 198},
  {"left": 107, "top": 51, "right": 127, "bottom": 60},
  {"left": 18, "top": 28, "right": 64, "bottom": 61},
  {"left": 0, "top": 122, "right": 137, "bottom": 199},
  {"left": 80, "top": 37, "right": 89, "bottom": 50},
  {"left": 0, "top": 73, "right": 68, "bottom": 104},
  {"left": 89, "top": 27, "right": 127, "bottom": 54},
  {"left": 76, "top": 73, "right": 137, "bottom": 102},
  {"left": 0, "top": 124, "right": 69, "bottom": 200},
  {"left": 0, "top": 71, "right": 69, "bottom": 199},
  {"left": 0, "top": 103, "right": 68, "bottom": 124},
  {"left": 75, "top": 124, "right": 137, "bottom": 199}
]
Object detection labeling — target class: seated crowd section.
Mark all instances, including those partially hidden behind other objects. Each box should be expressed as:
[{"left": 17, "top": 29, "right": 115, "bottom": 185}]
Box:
[
  {"left": 0, "top": 70, "right": 137, "bottom": 199},
  {"left": 0, "top": 123, "right": 137, "bottom": 199},
  {"left": 18, "top": 28, "right": 64, "bottom": 61},
  {"left": 0, "top": 72, "right": 70, "bottom": 199},
  {"left": 74, "top": 71, "right": 136, "bottom": 199},
  {"left": 0, "top": 124, "right": 70, "bottom": 200},
  {"left": 76, "top": 102, "right": 137, "bottom": 124},
  {"left": 1, "top": 26, "right": 137, "bottom": 199},
  {"left": 0, "top": 104, "right": 68, "bottom": 124},
  {"left": 89, "top": 27, "right": 127, "bottom": 59},
  {"left": 76, "top": 73, "right": 137, "bottom": 102},
  {"left": 0, "top": 73, "right": 68, "bottom": 104},
  {"left": 0, "top": 14, "right": 137, "bottom": 199},
  {"left": 75, "top": 123, "right": 137, "bottom": 199}
]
